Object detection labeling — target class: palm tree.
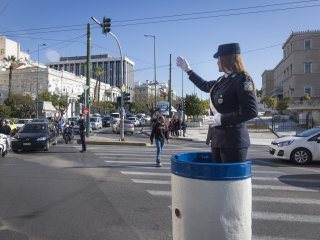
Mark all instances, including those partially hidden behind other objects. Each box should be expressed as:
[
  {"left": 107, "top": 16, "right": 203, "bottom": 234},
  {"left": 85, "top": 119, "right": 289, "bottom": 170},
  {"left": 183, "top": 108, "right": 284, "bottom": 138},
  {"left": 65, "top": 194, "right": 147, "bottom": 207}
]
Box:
[
  {"left": 3, "top": 55, "right": 20, "bottom": 96},
  {"left": 94, "top": 66, "right": 104, "bottom": 104}
]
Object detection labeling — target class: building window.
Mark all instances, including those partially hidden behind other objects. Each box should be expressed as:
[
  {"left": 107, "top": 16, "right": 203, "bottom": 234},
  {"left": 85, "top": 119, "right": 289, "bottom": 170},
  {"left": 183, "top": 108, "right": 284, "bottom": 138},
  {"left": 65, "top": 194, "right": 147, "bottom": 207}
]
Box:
[
  {"left": 304, "top": 39, "right": 311, "bottom": 50},
  {"left": 304, "top": 86, "right": 312, "bottom": 96},
  {"left": 304, "top": 62, "right": 312, "bottom": 74}
]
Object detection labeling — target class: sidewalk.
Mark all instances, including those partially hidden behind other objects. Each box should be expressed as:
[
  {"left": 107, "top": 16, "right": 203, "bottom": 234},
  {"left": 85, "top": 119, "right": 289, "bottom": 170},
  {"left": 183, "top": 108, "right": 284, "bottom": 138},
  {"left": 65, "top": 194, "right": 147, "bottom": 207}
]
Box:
[{"left": 85, "top": 126, "right": 279, "bottom": 146}]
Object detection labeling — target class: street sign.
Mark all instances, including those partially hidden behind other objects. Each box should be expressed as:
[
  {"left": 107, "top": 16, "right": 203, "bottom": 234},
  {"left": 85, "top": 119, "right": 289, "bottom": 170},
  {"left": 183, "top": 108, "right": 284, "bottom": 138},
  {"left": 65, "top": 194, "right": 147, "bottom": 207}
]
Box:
[
  {"left": 121, "top": 84, "right": 125, "bottom": 92},
  {"left": 82, "top": 107, "right": 89, "bottom": 115}
]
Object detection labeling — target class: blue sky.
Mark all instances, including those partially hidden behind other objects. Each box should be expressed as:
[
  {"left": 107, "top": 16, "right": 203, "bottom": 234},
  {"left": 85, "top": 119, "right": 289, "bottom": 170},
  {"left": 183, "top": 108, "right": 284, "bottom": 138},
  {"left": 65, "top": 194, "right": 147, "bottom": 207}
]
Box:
[{"left": 1, "top": 0, "right": 320, "bottom": 98}]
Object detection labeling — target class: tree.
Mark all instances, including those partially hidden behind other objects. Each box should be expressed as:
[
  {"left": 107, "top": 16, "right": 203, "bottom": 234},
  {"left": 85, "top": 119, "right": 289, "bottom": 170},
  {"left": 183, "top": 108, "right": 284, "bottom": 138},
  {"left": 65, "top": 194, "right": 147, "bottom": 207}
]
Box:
[
  {"left": 302, "top": 93, "right": 311, "bottom": 101},
  {"left": 200, "top": 99, "right": 210, "bottom": 115},
  {"left": 184, "top": 94, "right": 203, "bottom": 121},
  {"left": 4, "top": 93, "right": 35, "bottom": 118},
  {"left": 3, "top": 55, "right": 21, "bottom": 96},
  {"left": 261, "top": 97, "right": 277, "bottom": 109},
  {"left": 38, "top": 91, "right": 68, "bottom": 116},
  {"left": 276, "top": 101, "right": 289, "bottom": 113},
  {"left": 0, "top": 104, "right": 11, "bottom": 118},
  {"left": 94, "top": 66, "right": 104, "bottom": 104}
]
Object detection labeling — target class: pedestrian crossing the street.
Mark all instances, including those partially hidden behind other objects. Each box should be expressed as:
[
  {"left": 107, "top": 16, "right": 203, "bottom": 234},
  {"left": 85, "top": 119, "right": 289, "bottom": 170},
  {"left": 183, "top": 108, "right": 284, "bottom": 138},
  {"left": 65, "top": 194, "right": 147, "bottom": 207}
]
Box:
[{"left": 77, "top": 145, "right": 320, "bottom": 239}]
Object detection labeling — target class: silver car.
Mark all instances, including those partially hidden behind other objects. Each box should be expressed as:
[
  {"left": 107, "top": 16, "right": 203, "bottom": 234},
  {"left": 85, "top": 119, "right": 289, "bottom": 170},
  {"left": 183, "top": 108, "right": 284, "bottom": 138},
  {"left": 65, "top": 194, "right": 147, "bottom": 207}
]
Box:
[{"left": 112, "top": 120, "right": 134, "bottom": 134}]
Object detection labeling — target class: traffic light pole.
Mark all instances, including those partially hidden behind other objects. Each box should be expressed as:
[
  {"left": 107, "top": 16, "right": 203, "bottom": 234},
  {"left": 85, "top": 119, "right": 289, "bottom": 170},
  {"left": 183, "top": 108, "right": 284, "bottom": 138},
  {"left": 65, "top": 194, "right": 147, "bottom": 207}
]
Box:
[
  {"left": 86, "top": 23, "right": 91, "bottom": 138},
  {"left": 91, "top": 16, "right": 125, "bottom": 141}
]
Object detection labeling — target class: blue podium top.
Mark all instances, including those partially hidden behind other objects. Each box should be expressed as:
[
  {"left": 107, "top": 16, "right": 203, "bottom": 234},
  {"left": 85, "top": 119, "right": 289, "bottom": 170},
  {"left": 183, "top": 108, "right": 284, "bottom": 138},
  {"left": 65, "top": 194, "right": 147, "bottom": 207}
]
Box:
[{"left": 171, "top": 152, "right": 251, "bottom": 181}]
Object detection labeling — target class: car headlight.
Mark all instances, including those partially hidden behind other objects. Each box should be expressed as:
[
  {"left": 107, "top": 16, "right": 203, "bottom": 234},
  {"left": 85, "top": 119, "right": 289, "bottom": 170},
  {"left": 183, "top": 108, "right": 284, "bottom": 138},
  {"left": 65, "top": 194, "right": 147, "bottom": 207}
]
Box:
[
  {"left": 37, "top": 137, "right": 47, "bottom": 141},
  {"left": 277, "top": 140, "right": 294, "bottom": 147}
]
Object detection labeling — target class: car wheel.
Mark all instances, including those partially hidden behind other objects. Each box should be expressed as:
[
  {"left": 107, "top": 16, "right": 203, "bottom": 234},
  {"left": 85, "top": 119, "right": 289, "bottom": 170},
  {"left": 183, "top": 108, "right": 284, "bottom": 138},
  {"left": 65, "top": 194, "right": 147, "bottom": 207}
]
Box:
[
  {"left": 44, "top": 141, "right": 50, "bottom": 151},
  {"left": 290, "top": 148, "right": 312, "bottom": 165},
  {"left": 12, "top": 149, "right": 19, "bottom": 153},
  {"left": 53, "top": 138, "right": 58, "bottom": 145}
]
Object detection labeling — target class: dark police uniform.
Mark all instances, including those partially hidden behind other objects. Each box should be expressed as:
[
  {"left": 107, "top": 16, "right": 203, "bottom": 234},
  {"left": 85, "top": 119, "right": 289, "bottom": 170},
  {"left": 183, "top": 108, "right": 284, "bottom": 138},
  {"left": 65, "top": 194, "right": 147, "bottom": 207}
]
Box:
[
  {"left": 78, "top": 118, "right": 86, "bottom": 152},
  {"left": 188, "top": 70, "right": 258, "bottom": 162}
]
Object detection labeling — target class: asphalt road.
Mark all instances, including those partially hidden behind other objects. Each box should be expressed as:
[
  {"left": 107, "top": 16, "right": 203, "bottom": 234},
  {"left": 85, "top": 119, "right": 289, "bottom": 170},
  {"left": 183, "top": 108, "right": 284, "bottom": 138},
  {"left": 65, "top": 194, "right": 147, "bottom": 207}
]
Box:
[{"left": 0, "top": 140, "right": 319, "bottom": 240}]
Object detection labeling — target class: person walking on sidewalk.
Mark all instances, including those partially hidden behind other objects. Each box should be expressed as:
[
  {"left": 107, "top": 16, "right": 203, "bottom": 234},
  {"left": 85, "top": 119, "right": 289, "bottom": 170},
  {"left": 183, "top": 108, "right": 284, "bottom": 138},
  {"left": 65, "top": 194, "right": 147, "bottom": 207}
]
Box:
[
  {"left": 78, "top": 114, "right": 86, "bottom": 153},
  {"left": 177, "top": 43, "right": 258, "bottom": 163},
  {"left": 150, "top": 115, "right": 169, "bottom": 167}
]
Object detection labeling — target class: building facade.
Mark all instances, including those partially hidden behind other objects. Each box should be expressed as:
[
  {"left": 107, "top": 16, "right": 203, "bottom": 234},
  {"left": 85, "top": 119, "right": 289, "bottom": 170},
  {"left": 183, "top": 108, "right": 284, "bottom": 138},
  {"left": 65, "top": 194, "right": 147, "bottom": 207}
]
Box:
[
  {"left": 262, "top": 30, "right": 320, "bottom": 100},
  {"left": 47, "top": 54, "right": 135, "bottom": 99},
  {"left": 134, "top": 80, "right": 177, "bottom": 107},
  {"left": 261, "top": 30, "right": 320, "bottom": 123},
  {"left": 0, "top": 66, "right": 121, "bottom": 117}
]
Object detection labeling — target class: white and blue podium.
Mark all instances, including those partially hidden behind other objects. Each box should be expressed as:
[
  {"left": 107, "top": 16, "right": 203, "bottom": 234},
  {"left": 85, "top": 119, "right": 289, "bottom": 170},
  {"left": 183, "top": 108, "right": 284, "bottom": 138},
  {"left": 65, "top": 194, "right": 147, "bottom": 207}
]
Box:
[{"left": 171, "top": 152, "right": 252, "bottom": 240}]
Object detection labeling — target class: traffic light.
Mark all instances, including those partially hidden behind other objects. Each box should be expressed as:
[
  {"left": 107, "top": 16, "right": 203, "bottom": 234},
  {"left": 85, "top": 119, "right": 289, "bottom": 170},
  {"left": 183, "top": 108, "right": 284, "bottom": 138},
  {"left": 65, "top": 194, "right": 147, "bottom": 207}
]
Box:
[
  {"left": 102, "top": 17, "right": 111, "bottom": 33},
  {"left": 88, "top": 95, "right": 92, "bottom": 105},
  {"left": 116, "top": 96, "right": 121, "bottom": 107},
  {"left": 78, "top": 93, "right": 85, "bottom": 104},
  {"left": 123, "top": 92, "right": 130, "bottom": 104},
  {"left": 182, "top": 98, "right": 185, "bottom": 110}
]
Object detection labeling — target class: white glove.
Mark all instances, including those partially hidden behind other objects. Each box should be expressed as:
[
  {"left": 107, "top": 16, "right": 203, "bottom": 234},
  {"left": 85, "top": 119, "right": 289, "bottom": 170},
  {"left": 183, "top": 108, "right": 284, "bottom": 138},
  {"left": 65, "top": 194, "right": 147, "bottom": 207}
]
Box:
[
  {"left": 211, "top": 112, "right": 221, "bottom": 127},
  {"left": 176, "top": 56, "right": 191, "bottom": 73}
]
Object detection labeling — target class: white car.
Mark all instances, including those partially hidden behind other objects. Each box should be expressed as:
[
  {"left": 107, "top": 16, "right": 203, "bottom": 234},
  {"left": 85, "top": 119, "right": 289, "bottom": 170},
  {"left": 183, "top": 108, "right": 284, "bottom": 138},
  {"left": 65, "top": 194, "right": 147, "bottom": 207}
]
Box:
[
  {"left": 15, "top": 119, "right": 32, "bottom": 130},
  {"left": 269, "top": 127, "right": 320, "bottom": 165},
  {"left": 90, "top": 117, "right": 102, "bottom": 130}
]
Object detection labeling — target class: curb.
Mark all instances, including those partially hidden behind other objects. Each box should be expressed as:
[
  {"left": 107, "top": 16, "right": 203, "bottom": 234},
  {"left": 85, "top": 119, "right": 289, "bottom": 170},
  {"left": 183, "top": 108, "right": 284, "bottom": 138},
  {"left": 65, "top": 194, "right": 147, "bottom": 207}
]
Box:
[{"left": 86, "top": 140, "right": 149, "bottom": 146}]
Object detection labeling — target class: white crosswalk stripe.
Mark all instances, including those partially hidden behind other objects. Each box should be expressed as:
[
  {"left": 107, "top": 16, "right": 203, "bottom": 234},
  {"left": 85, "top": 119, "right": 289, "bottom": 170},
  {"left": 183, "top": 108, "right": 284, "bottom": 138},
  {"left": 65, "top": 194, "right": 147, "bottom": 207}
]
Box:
[{"left": 253, "top": 211, "right": 320, "bottom": 224}]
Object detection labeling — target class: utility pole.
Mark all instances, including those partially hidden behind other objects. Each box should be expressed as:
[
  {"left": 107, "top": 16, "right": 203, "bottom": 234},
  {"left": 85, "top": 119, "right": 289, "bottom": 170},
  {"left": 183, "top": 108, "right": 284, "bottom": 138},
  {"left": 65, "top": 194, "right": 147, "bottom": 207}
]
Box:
[
  {"left": 86, "top": 23, "right": 91, "bottom": 137},
  {"left": 168, "top": 54, "right": 172, "bottom": 117}
]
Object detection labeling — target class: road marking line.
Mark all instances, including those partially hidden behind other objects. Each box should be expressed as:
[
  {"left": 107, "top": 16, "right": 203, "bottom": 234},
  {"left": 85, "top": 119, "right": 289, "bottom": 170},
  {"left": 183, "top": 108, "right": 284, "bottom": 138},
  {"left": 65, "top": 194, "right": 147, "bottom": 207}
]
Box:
[
  {"left": 104, "top": 160, "right": 170, "bottom": 165},
  {"left": 132, "top": 179, "right": 171, "bottom": 184},
  {"left": 253, "top": 170, "right": 282, "bottom": 174},
  {"left": 253, "top": 235, "right": 314, "bottom": 240},
  {"left": 257, "top": 159, "right": 320, "bottom": 173},
  {"left": 254, "top": 176, "right": 320, "bottom": 183},
  {"left": 97, "top": 153, "right": 174, "bottom": 157},
  {"left": 130, "top": 179, "right": 318, "bottom": 192},
  {"left": 121, "top": 171, "right": 171, "bottom": 176},
  {"left": 253, "top": 196, "right": 320, "bottom": 205},
  {"left": 147, "top": 190, "right": 171, "bottom": 197},
  {"left": 253, "top": 185, "right": 319, "bottom": 192},
  {"left": 253, "top": 211, "right": 320, "bottom": 224}
]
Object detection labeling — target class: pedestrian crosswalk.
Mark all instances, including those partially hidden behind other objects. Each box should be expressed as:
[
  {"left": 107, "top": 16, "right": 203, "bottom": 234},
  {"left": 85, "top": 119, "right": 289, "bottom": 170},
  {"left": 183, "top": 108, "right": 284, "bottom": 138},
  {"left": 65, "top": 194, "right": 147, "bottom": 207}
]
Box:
[{"left": 78, "top": 144, "right": 320, "bottom": 239}]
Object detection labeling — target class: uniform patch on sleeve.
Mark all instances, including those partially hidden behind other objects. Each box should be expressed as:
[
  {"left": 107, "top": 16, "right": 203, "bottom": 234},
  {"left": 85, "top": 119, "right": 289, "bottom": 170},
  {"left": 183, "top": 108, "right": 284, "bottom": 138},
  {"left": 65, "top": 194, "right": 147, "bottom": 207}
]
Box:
[{"left": 244, "top": 80, "right": 254, "bottom": 91}]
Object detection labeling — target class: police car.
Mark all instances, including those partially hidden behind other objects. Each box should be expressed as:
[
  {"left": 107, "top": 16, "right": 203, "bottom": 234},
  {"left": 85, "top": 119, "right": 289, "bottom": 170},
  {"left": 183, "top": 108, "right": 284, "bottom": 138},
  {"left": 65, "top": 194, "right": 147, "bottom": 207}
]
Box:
[{"left": 269, "top": 127, "right": 320, "bottom": 165}]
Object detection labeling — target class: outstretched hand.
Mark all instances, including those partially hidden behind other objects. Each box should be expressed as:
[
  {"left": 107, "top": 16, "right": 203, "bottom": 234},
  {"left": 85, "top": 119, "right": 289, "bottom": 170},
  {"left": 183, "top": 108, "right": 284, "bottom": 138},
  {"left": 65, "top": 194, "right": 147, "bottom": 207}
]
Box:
[{"left": 176, "top": 56, "right": 191, "bottom": 73}]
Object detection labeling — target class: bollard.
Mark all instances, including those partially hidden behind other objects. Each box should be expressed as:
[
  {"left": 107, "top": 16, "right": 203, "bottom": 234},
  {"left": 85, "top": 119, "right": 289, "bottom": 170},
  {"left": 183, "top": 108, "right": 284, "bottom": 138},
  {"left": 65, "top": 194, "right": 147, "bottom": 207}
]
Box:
[{"left": 171, "top": 152, "right": 252, "bottom": 240}]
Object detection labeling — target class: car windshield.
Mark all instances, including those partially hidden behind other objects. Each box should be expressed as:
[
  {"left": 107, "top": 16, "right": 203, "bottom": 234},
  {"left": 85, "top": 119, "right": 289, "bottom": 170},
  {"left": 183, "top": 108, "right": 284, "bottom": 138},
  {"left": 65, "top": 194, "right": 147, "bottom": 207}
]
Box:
[
  {"left": 17, "top": 120, "right": 29, "bottom": 124},
  {"left": 103, "top": 117, "right": 110, "bottom": 120},
  {"left": 296, "top": 128, "right": 320, "bottom": 137},
  {"left": 20, "top": 124, "right": 47, "bottom": 133},
  {"left": 124, "top": 120, "right": 133, "bottom": 124},
  {"left": 90, "top": 118, "right": 97, "bottom": 122}
]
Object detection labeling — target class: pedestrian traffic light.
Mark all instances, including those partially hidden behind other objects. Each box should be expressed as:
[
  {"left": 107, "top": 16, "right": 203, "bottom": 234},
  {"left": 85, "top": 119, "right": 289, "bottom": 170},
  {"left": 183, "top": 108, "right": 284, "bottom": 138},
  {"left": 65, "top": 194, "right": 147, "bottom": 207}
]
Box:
[
  {"left": 78, "top": 93, "right": 85, "bottom": 104},
  {"left": 123, "top": 92, "right": 130, "bottom": 104},
  {"left": 102, "top": 17, "right": 111, "bottom": 33},
  {"left": 116, "top": 96, "right": 121, "bottom": 107}
]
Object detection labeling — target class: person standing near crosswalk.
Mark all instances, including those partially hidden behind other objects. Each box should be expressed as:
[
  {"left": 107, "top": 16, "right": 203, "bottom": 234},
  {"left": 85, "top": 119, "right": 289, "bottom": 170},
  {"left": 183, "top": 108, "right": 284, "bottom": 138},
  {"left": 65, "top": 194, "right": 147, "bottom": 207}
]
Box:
[{"left": 150, "top": 115, "right": 169, "bottom": 167}]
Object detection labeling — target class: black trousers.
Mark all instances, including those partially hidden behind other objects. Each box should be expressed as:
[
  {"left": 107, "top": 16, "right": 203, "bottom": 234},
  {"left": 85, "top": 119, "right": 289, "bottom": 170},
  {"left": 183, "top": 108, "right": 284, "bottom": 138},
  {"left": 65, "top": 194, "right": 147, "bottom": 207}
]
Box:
[
  {"left": 211, "top": 147, "right": 248, "bottom": 163},
  {"left": 80, "top": 133, "right": 86, "bottom": 151}
]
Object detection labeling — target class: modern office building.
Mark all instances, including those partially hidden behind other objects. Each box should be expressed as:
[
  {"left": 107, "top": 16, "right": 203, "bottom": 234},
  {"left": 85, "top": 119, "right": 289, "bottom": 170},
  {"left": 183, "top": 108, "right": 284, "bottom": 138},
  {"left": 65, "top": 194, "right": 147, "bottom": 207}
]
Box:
[{"left": 47, "top": 54, "right": 135, "bottom": 98}]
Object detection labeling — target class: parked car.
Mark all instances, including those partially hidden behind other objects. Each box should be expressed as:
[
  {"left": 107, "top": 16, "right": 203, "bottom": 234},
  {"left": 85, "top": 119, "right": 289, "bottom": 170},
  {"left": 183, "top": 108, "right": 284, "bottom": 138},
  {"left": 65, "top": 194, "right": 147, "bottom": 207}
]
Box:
[
  {"left": 11, "top": 122, "right": 57, "bottom": 152},
  {"left": 32, "top": 118, "right": 49, "bottom": 123},
  {"left": 127, "top": 116, "right": 140, "bottom": 127},
  {"left": 269, "top": 127, "right": 320, "bottom": 164},
  {"left": 102, "top": 116, "right": 112, "bottom": 127},
  {"left": 90, "top": 117, "right": 102, "bottom": 130},
  {"left": 15, "top": 119, "right": 32, "bottom": 130},
  {"left": 112, "top": 120, "right": 134, "bottom": 134},
  {"left": 73, "top": 122, "right": 93, "bottom": 134},
  {"left": 67, "top": 117, "right": 79, "bottom": 126},
  {"left": 5, "top": 119, "right": 17, "bottom": 132}
]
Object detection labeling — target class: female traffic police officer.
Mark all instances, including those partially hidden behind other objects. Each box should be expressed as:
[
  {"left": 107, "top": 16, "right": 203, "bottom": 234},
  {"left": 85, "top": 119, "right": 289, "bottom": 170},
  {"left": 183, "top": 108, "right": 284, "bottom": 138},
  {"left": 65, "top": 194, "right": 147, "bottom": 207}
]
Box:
[{"left": 176, "top": 43, "right": 258, "bottom": 163}]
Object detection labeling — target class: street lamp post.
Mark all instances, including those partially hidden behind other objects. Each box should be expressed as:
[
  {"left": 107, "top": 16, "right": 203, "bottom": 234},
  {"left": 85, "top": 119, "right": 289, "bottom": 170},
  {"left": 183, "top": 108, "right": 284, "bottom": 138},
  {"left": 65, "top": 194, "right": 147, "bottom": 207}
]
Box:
[
  {"left": 144, "top": 34, "right": 157, "bottom": 110},
  {"left": 36, "top": 43, "right": 46, "bottom": 119}
]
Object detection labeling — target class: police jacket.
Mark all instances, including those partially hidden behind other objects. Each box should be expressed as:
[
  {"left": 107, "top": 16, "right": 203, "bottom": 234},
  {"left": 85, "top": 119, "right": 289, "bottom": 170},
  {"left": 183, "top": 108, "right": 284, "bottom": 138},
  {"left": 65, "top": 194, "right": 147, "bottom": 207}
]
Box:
[
  {"left": 78, "top": 119, "right": 86, "bottom": 134},
  {"left": 188, "top": 71, "right": 258, "bottom": 148}
]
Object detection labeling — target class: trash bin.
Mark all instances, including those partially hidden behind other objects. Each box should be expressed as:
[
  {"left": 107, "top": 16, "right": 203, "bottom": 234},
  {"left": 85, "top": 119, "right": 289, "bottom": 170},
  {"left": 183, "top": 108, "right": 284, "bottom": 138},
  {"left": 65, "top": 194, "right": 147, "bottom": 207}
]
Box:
[{"left": 171, "top": 152, "right": 252, "bottom": 240}]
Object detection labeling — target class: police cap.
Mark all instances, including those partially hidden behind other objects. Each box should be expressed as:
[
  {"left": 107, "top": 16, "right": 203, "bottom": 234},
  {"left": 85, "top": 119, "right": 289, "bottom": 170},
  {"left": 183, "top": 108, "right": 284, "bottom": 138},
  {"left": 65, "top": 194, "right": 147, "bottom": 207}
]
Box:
[{"left": 213, "top": 43, "right": 241, "bottom": 58}]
